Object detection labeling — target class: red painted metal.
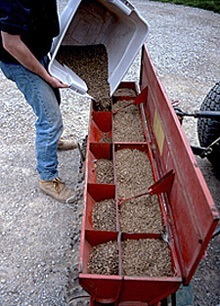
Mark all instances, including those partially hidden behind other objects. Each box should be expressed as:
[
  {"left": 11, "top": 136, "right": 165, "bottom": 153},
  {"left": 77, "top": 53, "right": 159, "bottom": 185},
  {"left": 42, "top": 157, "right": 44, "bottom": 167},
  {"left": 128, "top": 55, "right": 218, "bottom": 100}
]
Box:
[
  {"left": 139, "top": 44, "right": 219, "bottom": 284},
  {"left": 87, "top": 110, "right": 112, "bottom": 143},
  {"left": 78, "top": 44, "right": 219, "bottom": 305}
]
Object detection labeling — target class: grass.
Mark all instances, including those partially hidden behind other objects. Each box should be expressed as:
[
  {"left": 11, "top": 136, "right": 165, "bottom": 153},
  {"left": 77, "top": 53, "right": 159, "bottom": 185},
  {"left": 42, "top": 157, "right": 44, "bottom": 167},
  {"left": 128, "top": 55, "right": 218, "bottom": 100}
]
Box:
[{"left": 149, "top": 0, "right": 220, "bottom": 13}]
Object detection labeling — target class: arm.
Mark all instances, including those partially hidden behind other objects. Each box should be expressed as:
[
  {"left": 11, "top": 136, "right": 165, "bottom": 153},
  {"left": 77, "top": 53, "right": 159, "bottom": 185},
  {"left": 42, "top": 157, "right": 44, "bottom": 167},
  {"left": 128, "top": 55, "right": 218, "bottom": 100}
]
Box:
[{"left": 1, "top": 31, "right": 68, "bottom": 89}]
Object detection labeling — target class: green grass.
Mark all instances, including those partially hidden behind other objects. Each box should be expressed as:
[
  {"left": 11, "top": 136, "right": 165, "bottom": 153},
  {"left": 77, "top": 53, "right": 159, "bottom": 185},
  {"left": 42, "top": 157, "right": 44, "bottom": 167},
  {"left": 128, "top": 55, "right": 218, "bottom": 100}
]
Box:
[{"left": 149, "top": 0, "right": 220, "bottom": 13}]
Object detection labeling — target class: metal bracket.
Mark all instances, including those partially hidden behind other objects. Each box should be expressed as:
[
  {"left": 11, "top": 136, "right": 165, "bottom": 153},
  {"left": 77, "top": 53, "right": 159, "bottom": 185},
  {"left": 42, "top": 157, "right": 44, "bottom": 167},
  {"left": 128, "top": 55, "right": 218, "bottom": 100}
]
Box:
[{"left": 191, "top": 137, "right": 220, "bottom": 158}]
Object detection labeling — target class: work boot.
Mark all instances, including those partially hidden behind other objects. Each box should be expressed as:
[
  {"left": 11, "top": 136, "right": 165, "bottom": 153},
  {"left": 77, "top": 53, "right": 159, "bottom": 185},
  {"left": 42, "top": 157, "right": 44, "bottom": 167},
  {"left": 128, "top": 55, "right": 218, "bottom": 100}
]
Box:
[
  {"left": 57, "top": 137, "right": 78, "bottom": 151},
  {"left": 39, "top": 177, "right": 75, "bottom": 203}
]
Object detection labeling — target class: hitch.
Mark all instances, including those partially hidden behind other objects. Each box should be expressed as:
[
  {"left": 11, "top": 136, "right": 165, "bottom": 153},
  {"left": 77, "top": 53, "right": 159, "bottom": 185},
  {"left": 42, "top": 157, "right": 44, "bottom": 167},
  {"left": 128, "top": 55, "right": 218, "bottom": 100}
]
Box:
[
  {"left": 174, "top": 107, "right": 220, "bottom": 120},
  {"left": 191, "top": 137, "right": 220, "bottom": 158},
  {"left": 173, "top": 107, "right": 220, "bottom": 158}
]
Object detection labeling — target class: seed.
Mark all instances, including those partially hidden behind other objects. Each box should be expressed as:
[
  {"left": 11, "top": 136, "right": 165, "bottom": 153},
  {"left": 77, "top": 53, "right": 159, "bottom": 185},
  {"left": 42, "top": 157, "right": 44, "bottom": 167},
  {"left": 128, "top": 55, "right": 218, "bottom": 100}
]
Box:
[
  {"left": 92, "top": 199, "right": 116, "bottom": 231},
  {"left": 122, "top": 239, "right": 173, "bottom": 277},
  {"left": 115, "top": 148, "right": 154, "bottom": 200},
  {"left": 113, "top": 100, "right": 145, "bottom": 142},
  {"left": 56, "top": 44, "right": 112, "bottom": 111},
  {"left": 119, "top": 195, "right": 163, "bottom": 233},
  {"left": 95, "top": 159, "right": 114, "bottom": 184},
  {"left": 88, "top": 241, "right": 119, "bottom": 275}
]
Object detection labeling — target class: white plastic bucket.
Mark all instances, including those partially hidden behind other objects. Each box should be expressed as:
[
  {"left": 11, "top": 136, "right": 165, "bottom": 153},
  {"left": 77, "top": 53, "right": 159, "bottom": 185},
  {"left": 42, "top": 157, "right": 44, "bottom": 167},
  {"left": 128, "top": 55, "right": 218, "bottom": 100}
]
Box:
[{"left": 49, "top": 0, "right": 149, "bottom": 98}]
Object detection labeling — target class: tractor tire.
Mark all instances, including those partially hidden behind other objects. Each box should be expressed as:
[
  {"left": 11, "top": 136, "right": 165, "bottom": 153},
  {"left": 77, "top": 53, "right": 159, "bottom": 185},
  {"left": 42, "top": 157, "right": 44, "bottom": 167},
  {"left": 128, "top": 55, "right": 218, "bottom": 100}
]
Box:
[{"left": 197, "top": 81, "right": 220, "bottom": 170}]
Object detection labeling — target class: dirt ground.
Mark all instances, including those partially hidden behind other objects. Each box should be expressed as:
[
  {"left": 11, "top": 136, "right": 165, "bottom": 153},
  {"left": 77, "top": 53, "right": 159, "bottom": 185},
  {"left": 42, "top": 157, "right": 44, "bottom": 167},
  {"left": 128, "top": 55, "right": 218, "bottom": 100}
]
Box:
[{"left": 0, "top": 0, "right": 219, "bottom": 305}]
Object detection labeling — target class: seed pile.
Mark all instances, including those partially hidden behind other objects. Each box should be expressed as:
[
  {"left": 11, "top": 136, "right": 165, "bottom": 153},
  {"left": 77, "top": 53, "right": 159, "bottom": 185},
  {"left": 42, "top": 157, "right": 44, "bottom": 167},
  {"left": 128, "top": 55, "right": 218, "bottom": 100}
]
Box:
[
  {"left": 113, "top": 100, "right": 145, "bottom": 142},
  {"left": 115, "top": 148, "right": 154, "bottom": 200},
  {"left": 92, "top": 199, "right": 116, "bottom": 231},
  {"left": 119, "top": 195, "right": 163, "bottom": 233},
  {"left": 122, "top": 239, "right": 173, "bottom": 277},
  {"left": 113, "top": 88, "right": 136, "bottom": 97},
  {"left": 88, "top": 240, "right": 119, "bottom": 275},
  {"left": 56, "top": 44, "right": 111, "bottom": 111},
  {"left": 95, "top": 159, "right": 114, "bottom": 184}
]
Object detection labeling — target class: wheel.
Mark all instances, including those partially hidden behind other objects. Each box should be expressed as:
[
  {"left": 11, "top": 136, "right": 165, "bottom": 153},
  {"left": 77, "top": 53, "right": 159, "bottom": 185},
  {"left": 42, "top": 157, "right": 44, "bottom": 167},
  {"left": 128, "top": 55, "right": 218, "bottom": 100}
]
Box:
[{"left": 197, "top": 81, "right": 220, "bottom": 169}]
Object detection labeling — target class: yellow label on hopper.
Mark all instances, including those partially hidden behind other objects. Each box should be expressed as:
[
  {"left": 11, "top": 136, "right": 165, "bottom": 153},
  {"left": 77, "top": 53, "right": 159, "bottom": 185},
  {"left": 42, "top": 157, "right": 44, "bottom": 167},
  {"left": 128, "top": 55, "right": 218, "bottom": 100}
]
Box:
[{"left": 153, "top": 110, "right": 165, "bottom": 155}]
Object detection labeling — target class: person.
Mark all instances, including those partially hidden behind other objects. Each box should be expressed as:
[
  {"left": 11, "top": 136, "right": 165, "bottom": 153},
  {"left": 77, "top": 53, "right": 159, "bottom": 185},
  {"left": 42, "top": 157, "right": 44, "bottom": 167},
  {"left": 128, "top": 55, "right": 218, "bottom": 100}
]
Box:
[{"left": 0, "top": 0, "right": 77, "bottom": 203}]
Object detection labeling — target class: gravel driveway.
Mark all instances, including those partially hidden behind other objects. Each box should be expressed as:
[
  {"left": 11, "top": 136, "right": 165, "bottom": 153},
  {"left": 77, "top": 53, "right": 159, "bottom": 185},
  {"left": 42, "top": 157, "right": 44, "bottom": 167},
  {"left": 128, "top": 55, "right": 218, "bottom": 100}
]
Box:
[{"left": 0, "top": 1, "right": 219, "bottom": 305}]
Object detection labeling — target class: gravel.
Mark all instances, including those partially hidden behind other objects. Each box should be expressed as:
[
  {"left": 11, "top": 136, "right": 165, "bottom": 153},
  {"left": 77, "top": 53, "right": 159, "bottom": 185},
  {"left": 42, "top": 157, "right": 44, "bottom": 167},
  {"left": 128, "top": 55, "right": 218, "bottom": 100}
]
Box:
[{"left": 0, "top": 0, "right": 219, "bottom": 305}]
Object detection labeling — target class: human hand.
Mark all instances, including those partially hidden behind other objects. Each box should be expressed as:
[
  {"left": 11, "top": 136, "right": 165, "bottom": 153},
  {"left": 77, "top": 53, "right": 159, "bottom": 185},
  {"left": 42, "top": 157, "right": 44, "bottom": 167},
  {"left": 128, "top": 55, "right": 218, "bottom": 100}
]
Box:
[{"left": 47, "top": 75, "right": 69, "bottom": 88}]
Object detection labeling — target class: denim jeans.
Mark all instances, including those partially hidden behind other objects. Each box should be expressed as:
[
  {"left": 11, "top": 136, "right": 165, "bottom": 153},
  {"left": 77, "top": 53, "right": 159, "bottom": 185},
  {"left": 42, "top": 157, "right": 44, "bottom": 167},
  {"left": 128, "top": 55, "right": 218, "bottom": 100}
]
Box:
[{"left": 0, "top": 57, "right": 63, "bottom": 180}]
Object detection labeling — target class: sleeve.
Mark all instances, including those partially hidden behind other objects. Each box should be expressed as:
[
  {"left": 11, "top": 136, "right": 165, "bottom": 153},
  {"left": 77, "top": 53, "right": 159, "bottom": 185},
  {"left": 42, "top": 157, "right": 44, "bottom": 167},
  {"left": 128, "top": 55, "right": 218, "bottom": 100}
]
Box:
[{"left": 0, "top": 0, "right": 31, "bottom": 34}]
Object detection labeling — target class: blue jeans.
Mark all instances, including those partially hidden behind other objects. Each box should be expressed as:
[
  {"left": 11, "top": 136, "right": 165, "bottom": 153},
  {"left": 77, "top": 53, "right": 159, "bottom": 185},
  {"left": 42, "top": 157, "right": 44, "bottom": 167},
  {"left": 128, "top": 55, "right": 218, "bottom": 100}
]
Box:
[{"left": 0, "top": 57, "right": 63, "bottom": 180}]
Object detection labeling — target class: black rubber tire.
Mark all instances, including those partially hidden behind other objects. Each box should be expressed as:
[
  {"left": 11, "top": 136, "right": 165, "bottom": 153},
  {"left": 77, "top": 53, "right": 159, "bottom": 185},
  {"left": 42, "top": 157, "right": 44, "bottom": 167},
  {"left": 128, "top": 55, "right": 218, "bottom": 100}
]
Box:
[{"left": 197, "top": 81, "right": 220, "bottom": 169}]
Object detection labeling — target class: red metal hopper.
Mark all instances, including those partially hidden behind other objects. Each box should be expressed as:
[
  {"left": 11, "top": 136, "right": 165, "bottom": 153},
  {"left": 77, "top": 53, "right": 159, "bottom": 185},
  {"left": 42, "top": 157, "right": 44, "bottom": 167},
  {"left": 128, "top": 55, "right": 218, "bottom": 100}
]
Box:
[{"left": 78, "top": 45, "right": 219, "bottom": 305}]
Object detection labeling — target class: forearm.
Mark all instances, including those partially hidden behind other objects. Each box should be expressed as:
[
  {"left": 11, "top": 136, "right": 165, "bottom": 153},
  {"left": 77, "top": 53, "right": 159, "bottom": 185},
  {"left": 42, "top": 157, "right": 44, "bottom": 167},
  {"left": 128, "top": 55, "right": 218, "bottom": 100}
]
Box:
[{"left": 1, "top": 31, "right": 67, "bottom": 88}]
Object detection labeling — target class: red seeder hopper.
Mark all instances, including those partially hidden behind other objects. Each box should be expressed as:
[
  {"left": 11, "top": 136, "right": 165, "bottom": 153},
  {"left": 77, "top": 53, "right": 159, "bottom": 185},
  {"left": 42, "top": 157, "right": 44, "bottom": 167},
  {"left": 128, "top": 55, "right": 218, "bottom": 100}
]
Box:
[{"left": 78, "top": 45, "right": 219, "bottom": 305}]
